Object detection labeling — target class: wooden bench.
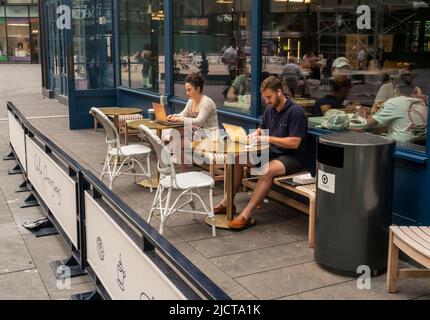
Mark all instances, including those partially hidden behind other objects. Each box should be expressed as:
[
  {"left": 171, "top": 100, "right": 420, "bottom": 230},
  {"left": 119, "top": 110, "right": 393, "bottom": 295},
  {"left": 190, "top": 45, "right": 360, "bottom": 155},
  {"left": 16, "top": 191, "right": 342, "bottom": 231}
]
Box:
[
  {"left": 242, "top": 172, "right": 316, "bottom": 248},
  {"left": 387, "top": 226, "right": 430, "bottom": 293}
]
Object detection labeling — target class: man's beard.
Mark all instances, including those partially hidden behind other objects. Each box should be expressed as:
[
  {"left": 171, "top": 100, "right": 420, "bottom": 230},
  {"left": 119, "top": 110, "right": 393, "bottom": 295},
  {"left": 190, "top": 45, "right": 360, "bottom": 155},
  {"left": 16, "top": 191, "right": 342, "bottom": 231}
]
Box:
[{"left": 268, "top": 96, "right": 282, "bottom": 109}]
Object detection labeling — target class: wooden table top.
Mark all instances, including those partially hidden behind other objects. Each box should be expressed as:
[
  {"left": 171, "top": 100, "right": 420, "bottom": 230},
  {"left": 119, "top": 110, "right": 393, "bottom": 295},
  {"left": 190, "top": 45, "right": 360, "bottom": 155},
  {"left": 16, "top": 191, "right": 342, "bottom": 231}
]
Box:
[
  {"left": 99, "top": 107, "right": 143, "bottom": 116},
  {"left": 292, "top": 98, "right": 316, "bottom": 107},
  {"left": 127, "top": 119, "right": 184, "bottom": 130},
  {"left": 192, "top": 139, "right": 269, "bottom": 156}
]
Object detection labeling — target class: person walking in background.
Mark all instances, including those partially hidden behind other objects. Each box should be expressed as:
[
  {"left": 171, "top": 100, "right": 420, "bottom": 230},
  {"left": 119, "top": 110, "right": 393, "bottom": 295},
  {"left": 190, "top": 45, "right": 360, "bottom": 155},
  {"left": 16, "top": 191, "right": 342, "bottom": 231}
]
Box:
[
  {"left": 199, "top": 53, "right": 209, "bottom": 79},
  {"left": 222, "top": 39, "right": 238, "bottom": 98},
  {"left": 358, "top": 47, "right": 367, "bottom": 70}
]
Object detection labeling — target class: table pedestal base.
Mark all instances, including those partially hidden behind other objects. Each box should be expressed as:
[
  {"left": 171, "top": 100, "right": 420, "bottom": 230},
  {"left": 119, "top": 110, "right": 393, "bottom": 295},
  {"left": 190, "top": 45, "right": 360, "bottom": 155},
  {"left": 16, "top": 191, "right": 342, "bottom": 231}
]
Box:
[{"left": 139, "top": 177, "right": 159, "bottom": 189}]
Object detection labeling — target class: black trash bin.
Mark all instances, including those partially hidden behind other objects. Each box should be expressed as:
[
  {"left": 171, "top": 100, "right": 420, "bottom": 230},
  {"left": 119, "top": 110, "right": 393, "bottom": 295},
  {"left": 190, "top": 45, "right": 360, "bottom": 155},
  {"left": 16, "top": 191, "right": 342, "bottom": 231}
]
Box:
[{"left": 315, "top": 132, "right": 396, "bottom": 276}]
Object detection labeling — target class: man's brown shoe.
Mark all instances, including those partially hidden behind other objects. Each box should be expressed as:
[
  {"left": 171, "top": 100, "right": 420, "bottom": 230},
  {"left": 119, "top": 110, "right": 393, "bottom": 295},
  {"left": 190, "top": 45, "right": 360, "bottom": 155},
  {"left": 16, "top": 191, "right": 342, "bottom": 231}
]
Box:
[
  {"left": 229, "top": 215, "right": 256, "bottom": 230},
  {"left": 214, "top": 204, "right": 236, "bottom": 215}
]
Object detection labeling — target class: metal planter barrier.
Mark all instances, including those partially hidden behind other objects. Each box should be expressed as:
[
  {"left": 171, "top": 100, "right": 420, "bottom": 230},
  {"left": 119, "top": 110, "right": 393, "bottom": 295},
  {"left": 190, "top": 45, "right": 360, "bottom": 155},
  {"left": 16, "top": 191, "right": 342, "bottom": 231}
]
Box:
[{"left": 5, "top": 101, "right": 229, "bottom": 300}]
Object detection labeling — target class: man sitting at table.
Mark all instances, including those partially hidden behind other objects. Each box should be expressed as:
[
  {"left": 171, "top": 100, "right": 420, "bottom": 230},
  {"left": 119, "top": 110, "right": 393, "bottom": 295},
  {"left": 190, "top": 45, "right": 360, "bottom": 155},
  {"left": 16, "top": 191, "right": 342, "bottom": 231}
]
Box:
[
  {"left": 367, "top": 83, "right": 428, "bottom": 143},
  {"left": 226, "top": 66, "right": 251, "bottom": 103},
  {"left": 214, "top": 76, "right": 308, "bottom": 230},
  {"left": 312, "top": 75, "right": 351, "bottom": 116}
]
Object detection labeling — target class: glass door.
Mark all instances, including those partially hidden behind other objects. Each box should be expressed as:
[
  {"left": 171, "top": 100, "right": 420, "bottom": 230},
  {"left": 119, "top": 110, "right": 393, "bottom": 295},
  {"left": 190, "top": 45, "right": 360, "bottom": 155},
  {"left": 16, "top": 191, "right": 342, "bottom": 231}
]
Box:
[
  {"left": 29, "top": 17, "right": 39, "bottom": 63},
  {"left": 45, "top": 0, "right": 68, "bottom": 95}
]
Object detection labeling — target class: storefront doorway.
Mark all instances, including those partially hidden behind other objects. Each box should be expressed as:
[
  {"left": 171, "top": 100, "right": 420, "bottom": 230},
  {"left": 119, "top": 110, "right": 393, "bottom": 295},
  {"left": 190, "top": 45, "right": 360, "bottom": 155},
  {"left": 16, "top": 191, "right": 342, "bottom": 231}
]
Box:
[
  {"left": 0, "top": 4, "right": 39, "bottom": 64},
  {"left": 44, "top": 0, "right": 69, "bottom": 96}
]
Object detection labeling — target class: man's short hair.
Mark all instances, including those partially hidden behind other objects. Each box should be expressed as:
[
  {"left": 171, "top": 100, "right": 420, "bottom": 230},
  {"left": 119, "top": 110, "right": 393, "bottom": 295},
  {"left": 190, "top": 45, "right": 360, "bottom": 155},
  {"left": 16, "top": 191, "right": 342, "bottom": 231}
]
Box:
[
  {"left": 260, "top": 76, "right": 283, "bottom": 93},
  {"left": 395, "top": 84, "right": 415, "bottom": 97}
]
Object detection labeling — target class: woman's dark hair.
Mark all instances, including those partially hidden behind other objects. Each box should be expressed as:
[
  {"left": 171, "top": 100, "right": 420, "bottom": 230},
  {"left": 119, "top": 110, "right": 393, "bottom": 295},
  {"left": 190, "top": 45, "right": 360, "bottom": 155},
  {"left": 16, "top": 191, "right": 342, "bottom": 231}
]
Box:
[{"left": 185, "top": 72, "right": 204, "bottom": 93}]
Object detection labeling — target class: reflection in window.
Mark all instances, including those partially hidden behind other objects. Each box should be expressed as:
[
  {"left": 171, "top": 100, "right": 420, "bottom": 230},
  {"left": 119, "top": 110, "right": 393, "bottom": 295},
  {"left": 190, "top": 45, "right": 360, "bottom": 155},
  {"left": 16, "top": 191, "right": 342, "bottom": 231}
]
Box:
[
  {"left": 262, "top": 0, "right": 429, "bottom": 151},
  {"left": 119, "top": 0, "right": 164, "bottom": 94},
  {"left": 0, "top": 7, "right": 7, "bottom": 62},
  {"left": 7, "top": 17, "right": 31, "bottom": 62},
  {"left": 173, "top": 0, "right": 252, "bottom": 114},
  {"left": 72, "top": 0, "right": 114, "bottom": 90}
]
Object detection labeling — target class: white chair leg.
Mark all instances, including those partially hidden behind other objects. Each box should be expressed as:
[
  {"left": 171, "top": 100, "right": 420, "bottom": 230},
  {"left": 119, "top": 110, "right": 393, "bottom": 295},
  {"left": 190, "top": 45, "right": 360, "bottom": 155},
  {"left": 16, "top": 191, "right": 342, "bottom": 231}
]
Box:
[
  {"left": 159, "top": 188, "right": 172, "bottom": 236},
  {"left": 189, "top": 194, "right": 197, "bottom": 220},
  {"left": 101, "top": 153, "right": 110, "bottom": 181},
  {"left": 109, "top": 155, "right": 119, "bottom": 189},
  {"left": 131, "top": 156, "right": 137, "bottom": 185},
  {"left": 147, "top": 153, "right": 153, "bottom": 193},
  {"left": 209, "top": 187, "right": 216, "bottom": 237},
  {"left": 148, "top": 185, "right": 162, "bottom": 224}
]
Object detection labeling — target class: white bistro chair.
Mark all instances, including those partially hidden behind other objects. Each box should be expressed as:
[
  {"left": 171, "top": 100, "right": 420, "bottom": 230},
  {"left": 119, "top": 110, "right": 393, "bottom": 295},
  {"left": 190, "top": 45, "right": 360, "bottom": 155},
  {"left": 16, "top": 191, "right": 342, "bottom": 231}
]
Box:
[
  {"left": 90, "top": 107, "right": 153, "bottom": 191},
  {"left": 138, "top": 124, "right": 216, "bottom": 237}
]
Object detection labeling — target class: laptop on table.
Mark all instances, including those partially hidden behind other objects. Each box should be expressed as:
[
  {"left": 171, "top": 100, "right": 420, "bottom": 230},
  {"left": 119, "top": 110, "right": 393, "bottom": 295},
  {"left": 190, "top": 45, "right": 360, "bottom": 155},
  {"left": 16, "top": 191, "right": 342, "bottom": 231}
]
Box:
[
  {"left": 153, "top": 103, "right": 183, "bottom": 126},
  {"left": 222, "top": 123, "right": 257, "bottom": 147}
]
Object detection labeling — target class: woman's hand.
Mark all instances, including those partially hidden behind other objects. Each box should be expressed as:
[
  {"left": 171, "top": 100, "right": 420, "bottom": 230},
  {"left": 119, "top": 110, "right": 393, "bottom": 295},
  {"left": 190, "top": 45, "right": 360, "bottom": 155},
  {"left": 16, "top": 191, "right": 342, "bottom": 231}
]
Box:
[{"left": 167, "top": 115, "right": 181, "bottom": 122}]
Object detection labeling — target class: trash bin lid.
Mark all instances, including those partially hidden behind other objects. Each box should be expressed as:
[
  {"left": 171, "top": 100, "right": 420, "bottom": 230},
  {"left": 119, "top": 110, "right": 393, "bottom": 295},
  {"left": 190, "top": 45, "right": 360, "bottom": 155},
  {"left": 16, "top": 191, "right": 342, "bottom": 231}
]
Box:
[{"left": 319, "top": 132, "right": 395, "bottom": 147}]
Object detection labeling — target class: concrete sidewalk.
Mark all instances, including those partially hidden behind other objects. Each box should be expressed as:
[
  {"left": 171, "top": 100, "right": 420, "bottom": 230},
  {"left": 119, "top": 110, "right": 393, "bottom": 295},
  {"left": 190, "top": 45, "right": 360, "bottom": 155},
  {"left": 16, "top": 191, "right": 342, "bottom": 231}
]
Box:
[
  {"left": 0, "top": 119, "right": 94, "bottom": 299},
  {"left": 0, "top": 65, "right": 429, "bottom": 300}
]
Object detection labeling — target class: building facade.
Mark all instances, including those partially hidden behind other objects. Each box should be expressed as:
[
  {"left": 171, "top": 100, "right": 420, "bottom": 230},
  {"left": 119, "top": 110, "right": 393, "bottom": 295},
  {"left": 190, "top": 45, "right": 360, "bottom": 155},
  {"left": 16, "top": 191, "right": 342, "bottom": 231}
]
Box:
[
  {"left": 0, "top": 0, "right": 39, "bottom": 63},
  {"left": 39, "top": 0, "right": 430, "bottom": 226}
]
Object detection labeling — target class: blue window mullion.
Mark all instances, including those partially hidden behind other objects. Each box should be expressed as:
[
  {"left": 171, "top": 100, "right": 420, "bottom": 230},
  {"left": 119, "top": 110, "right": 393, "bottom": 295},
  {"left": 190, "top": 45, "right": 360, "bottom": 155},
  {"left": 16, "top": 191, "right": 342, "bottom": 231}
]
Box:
[
  {"left": 113, "top": 0, "right": 121, "bottom": 90},
  {"left": 251, "top": 0, "right": 262, "bottom": 120},
  {"left": 164, "top": 0, "right": 173, "bottom": 102}
]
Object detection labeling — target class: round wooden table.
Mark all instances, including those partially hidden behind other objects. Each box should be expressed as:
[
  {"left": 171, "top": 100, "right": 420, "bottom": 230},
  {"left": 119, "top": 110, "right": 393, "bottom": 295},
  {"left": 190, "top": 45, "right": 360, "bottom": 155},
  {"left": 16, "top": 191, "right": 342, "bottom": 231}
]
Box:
[
  {"left": 126, "top": 119, "right": 184, "bottom": 143},
  {"left": 99, "top": 107, "right": 143, "bottom": 134},
  {"left": 126, "top": 119, "right": 184, "bottom": 189},
  {"left": 193, "top": 139, "right": 269, "bottom": 229}
]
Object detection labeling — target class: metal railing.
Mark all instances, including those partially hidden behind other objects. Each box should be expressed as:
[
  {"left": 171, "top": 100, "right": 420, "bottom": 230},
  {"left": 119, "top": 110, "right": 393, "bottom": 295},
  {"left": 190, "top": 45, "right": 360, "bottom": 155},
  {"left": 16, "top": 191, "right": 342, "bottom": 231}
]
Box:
[{"left": 5, "top": 101, "right": 230, "bottom": 300}]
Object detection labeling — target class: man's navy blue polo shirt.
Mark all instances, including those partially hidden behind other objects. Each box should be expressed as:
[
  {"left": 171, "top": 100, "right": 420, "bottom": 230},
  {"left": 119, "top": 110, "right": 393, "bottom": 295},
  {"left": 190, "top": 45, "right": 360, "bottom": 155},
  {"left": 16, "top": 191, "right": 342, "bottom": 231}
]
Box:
[
  {"left": 312, "top": 94, "right": 343, "bottom": 117},
  {"left": 261, "top": 99, "right": 308, "bottom": 162}
]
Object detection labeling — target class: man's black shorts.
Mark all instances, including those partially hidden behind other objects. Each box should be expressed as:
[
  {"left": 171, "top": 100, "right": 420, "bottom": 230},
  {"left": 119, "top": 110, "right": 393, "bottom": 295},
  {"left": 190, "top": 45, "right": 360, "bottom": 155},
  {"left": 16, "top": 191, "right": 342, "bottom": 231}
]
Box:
[{"left": 270, "top": 153, "right": 304, "bottom": 175}]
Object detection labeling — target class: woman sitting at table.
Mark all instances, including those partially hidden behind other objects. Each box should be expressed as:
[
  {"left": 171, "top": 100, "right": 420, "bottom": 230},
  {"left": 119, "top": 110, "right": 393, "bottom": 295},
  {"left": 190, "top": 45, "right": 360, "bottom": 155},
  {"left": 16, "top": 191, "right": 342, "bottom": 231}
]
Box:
[
  {"left": 167, "top": 72, "right": 219, "bottom": 166},
  {"left": 312, "top": 75, "right": 351, "bottom": 117}
]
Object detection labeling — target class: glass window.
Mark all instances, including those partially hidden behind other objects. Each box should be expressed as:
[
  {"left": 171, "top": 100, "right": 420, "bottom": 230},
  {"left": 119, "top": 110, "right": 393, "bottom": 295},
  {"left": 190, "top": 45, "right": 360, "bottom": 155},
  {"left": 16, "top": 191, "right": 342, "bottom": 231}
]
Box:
[
  {"left": 263, "top": 0, "right": 429, "bottom": 152},
  {"left": 29, "top": 17, "right": 39, "bottom": 63},
  {"left": 72, "top": 0, "right": 114, "bottom": 90},
  {"left": 7, "top": 17, "right": 31, "bottom": 62},
  {"left": 29, "top": 5, "right": 38, "bottom": 17},
  {"left": 5, "top": 5, "right": 28, "bottom": 17},
  {"left": 119, "top": 0, "right": 165, "bottom": 94},
  {"left": 173, "top": 0, "right": 253, "bottom": 114},
  {"left": 0, "top": 12, "right": 7, "bottom": 62},
  {"left": 7, "top": 0, "right": 33, "bottom": 3}
]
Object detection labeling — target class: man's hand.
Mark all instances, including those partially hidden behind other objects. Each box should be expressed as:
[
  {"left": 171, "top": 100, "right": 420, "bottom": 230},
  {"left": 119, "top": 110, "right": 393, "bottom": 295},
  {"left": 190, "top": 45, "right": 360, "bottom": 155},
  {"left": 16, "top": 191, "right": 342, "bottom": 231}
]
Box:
[
  {"left": 250, "top": 134, "right": 270, "bottom": 145},
  {"left": 247, "top": 128, "right": 261, "bottom": 140},
  {"left": 412, "top": 91, "right": 429, "bottom": 105}
]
